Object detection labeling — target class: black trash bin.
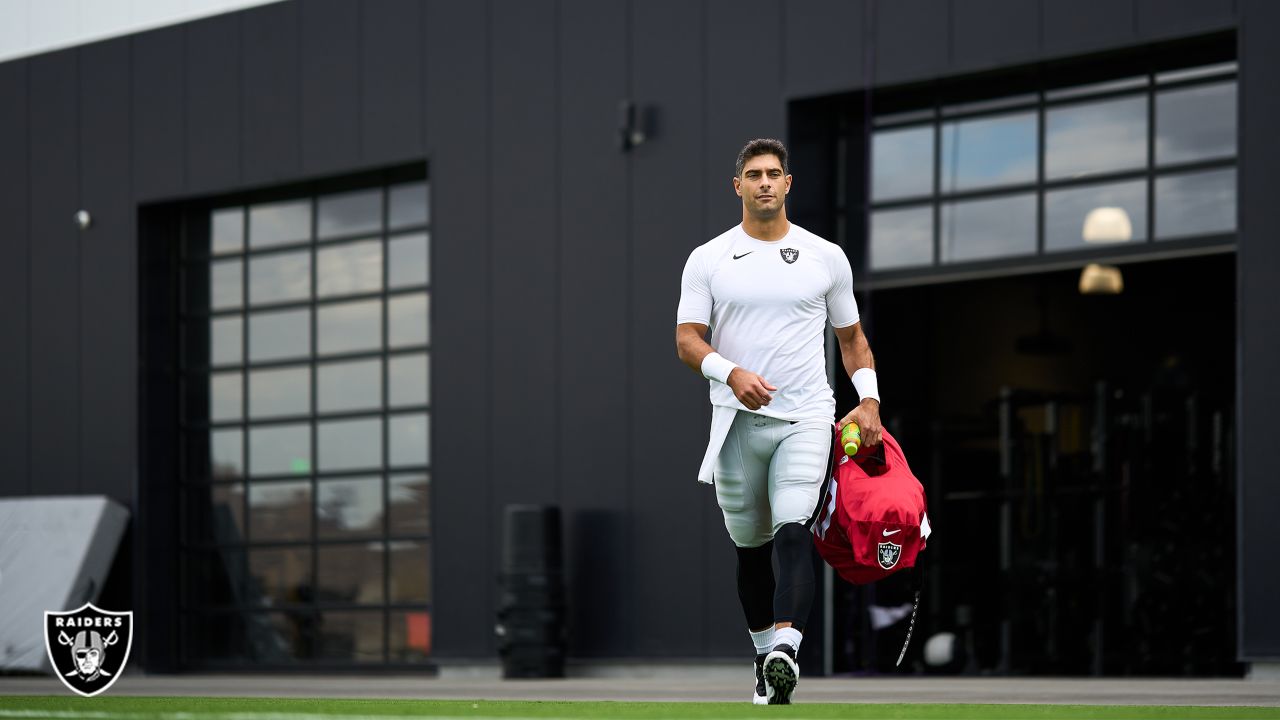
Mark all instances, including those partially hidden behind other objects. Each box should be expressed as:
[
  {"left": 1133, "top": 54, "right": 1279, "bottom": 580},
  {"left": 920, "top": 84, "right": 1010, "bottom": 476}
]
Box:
[{"left": 496, "top": 505, "right": 566, "bottom": 678}]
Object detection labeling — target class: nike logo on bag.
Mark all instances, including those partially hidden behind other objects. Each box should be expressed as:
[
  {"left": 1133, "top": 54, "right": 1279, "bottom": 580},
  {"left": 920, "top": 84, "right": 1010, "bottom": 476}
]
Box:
[
  {"left": 882, "top": 529, "right": 902, "bottom": 536},
  {"left": 732, "top": 252, "right": 753, "bottom": 260}
]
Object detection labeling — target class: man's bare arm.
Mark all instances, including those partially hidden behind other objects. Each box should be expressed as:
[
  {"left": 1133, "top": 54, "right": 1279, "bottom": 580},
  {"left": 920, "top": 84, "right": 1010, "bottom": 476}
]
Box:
[
  {"left": 834, "top": 321, "right": 875, "bottom": 379},
  {"left": 834, "top": 322, "right": 883, "bottom": 445},
  {"left": 675, "top": 322, "right": 716, "bottom": 373},
  {"left": 676, "top": 322, "right": 777, "bottom": 411}
]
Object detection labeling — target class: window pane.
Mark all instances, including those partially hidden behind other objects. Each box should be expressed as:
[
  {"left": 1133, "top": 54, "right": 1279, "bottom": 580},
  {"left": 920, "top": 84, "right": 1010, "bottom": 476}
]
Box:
[
  {"left": 248, "top": 366, "right": 311, "bottom": 419},
  {"left": 249, "top": 308, "right": 311, "bottom": 362},
  {"left": 249, "top": 250, "right": 311, "bottom": 305},
  {"left": 388, "top": 232, "right": 429, "bottom": 289},
  {"left": 1045, "top": 180, "right": 1147, "bottom": 252},
  {"left": 184, "top": 553, "right": 244, "bottom": 610},
  {"left": 318, "top": 476, "right": 383, "bottom": 539},
  {"left": 184, "top": 610, "right": 250, "bottom": 661},
  {"left": 249, "top": 199, "right": 311, "bottom": 248},
  {"left": 318, "top": 359, "right": 382, "bottom": 413},
  {"left": 211, "top": 207, "right": 244, "bottom": 255},
  {"left": 317, "top": 239, "right": 383, "bottom": 297},
  {"left": 248, "top": 480, "right": 312, "bottom": 542},
  {"left": 318, "top": 300, "right": 382, "bottom": 355},
  {"left": 210, "top": 316, "right": 242, "bottom": 366},
  {"left": 189, "top": 483, "right": 245, "bottom": 545},
  {"left": 388, "top": 353, "right": 428, "bottom": 407},
  {"left": 211, "top": 483, "right": 246, "bottom": 544},
  {"left": 872, "top": 126, "right": 934, "bottom": 201},
  {"left": 248, "top": 546, "right": 312, "bottom": 605},
  {"left": 211, "top": 428, "right": 244, "bottom": 480},
  {"left": 389, "top": 182, "right": 429, "bottom": 229},
  {"left": 389, "top": 413, "right": 428, "bottom": 468},
  {"left": 941, "top": 111, "right": 1037, "bottom": 192},
  {"left": 317, "top": 544, "right": 384, "bottom": 604},
  {"left": 210, "top": 259, "right": 242, "bottom": 310},
  {"left": 1156, "top": 81, "right": 1236, "bottom": 165},
  {"left": 388, "top": 293, "right": 429, "bottom": 348},
  {"left": 318, "top": 418, "right": 381, "bottom": 472},
  {"left": 940, "top": 194, "right": 1037, "bottom": 263},
  {"left": 388, "top": 540, "right": 430, "bottom": 603},
  {"left": 318, "top": 611, "right": 385, "bottom": 662},
  {"left": 390, "top": 610, "right": 431, "bottom": 661},
  {"left": 1046, "top": 95, "right": 1147, "bottom": 180},
  {"left": 870, "top": 206, "right": 933, "bottom": 271},
  {"left": 253, "top": 611, "right": 316, "bottom": 661},
  {"left": 318, "top": 189, "right": 382, "bottom": 239},
  {"left": 249, "top": 423, "right": 311, "bottom": 476},
  {"left": 210, "top": 371, "right": 242, "bottom": 422},
  {"left": 389, "top": 473, "right": 429, "bottom": 537},
  {"left": 1156, "top": 169, "right": 1236, "bottom": 240}
]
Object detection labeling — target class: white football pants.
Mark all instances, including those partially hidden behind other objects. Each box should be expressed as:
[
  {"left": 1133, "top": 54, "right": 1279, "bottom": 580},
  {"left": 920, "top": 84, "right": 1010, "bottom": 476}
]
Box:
[{"left": 714, "top": 411, "right": 832, "bottom": 548}]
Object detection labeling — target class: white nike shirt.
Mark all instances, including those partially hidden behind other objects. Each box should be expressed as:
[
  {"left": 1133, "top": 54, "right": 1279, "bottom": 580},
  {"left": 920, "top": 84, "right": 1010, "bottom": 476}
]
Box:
[{"left": 677, "top": 223, "right": 860, "bottom": 423}]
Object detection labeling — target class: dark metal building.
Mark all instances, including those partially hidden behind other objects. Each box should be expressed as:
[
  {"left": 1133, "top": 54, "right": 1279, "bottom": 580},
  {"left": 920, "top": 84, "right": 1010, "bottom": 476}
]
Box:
[{"left": 0, "top": 0, "right": 1275, "bottom": 676}]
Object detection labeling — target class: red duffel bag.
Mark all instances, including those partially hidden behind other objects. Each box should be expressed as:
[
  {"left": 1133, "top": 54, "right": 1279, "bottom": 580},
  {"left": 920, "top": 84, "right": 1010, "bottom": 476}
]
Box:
[{"left": 811, "top": 428, "right": 931, "bottom": 585}]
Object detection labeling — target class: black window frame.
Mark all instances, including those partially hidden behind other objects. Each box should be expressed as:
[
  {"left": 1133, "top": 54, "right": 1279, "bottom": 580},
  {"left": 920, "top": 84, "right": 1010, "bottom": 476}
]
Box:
[
  {"left": 174, "top": 164, "right": 434, "bottom": 671},
  {"left": 858, "top": 54, "right": 1238, "bottom": 289}
]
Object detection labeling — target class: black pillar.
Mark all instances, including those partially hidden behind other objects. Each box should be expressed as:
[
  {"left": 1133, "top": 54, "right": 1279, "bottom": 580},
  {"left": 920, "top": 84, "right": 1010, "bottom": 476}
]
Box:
[{"left": 1237, "top": 0, "right": 1280, "bottom": 663}]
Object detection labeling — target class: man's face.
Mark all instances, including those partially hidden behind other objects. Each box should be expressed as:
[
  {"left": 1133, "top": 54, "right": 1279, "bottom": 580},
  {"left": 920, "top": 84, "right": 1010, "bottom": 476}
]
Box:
[
  {"left": 734, "top": 154, "right": 791, "bottom": 219},
  {"left": 76, "top": 648, "right": 101, "bottom": 675}
]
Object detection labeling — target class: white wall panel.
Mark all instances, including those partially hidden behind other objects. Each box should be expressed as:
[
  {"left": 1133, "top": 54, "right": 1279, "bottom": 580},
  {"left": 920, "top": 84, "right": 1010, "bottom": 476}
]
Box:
[
  {"left": 81, "top": 0, "right": 146, "bottom": 43},
  {"left": 0, "top": 0, "right": 285, "bottom": 63},
  {"left": 25, "top": 0, "right": 77, "bottom": 51},
  {"left": 0, "top": 0, "right": 30, "bottom": 59}
]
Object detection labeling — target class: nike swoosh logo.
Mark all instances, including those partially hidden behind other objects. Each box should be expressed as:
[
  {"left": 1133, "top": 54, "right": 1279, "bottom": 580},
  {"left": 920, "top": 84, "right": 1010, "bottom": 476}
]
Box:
[
  {"left": 732, "top": 252, "right": 753, "bottom": 260},
  {"left": 882, "top": 529, "right": 902, "bottom": 536}
]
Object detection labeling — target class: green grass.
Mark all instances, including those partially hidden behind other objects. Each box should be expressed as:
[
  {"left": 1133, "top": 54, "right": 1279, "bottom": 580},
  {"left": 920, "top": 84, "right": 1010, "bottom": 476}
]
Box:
[{"left": 1, "top": 698, "right": 1278, "bottom": 720}]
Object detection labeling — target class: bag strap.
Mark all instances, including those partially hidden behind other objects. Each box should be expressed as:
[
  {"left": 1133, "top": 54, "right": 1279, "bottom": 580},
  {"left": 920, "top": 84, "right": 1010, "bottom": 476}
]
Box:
[{"left": 895, "top": 564, "right": 925, "bottom": 667}]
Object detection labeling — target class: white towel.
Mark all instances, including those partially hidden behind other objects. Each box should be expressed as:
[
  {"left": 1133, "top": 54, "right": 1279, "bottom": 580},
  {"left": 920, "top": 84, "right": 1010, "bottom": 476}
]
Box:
[
  {"left": 869, "top": 603, "right": 916, "bottom": 631},
  {"left": 696, "top": 405, "right": 739, "bottom": 484}
]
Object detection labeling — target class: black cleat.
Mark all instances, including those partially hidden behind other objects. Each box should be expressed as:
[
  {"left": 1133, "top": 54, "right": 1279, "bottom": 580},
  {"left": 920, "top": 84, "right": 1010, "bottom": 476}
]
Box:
[
  {"left": 752, "top": 654, "right": 768, "bottom": 704},
  {"left": 763, "top": 643, "right": 798, "bottom": 704}
]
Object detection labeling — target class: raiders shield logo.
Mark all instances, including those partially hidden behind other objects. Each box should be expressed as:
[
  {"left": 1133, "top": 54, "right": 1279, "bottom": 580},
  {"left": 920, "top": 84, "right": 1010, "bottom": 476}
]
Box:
[
  {"left": 877, "top": 541, "right": 902, "bottom": 570},
  {"left": 44, "top": 603, "right": 132, "bottom": 697},
  {"left": 780, "top": 248, "right": 799, "bottom": 264}
]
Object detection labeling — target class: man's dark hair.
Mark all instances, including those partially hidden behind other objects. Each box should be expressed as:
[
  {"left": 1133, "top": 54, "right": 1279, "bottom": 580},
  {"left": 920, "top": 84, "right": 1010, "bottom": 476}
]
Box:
[{"left": 735, "top": 138, "right": 789, "bottom": 177}]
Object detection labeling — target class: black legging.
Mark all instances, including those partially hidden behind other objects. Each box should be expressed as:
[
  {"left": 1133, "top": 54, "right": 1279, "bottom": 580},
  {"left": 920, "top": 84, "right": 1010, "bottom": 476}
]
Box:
[{"left": 735, "top": 522, "right": 816, "bottom": 632}]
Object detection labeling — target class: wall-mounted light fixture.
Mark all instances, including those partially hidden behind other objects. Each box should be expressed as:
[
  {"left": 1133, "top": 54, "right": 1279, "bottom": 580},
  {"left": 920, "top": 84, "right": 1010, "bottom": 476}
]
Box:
[
  {"left": 1082, "top": 207, "right": 1132, "bottom": 244},
  {"left": 74, "top": 210, "right": 92, "bottom": 231},
  {"left": 1079, "top": 207, "right": 1128, "bottom": 294},
  {"left": 1079, "top": 263, "right": 1124, "bottom": 294},
  {"left": 618, "top": 99, "right": 647, "bottom": 152}
]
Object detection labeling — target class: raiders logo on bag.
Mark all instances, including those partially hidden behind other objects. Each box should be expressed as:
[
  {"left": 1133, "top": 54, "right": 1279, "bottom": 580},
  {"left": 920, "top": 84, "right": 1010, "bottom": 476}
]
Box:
[
  {"left": 44, "top": 603, "right": 133, "bottom": 697},
  {"left": 877, "top": 541, "right": 902, "bottom": 570}
]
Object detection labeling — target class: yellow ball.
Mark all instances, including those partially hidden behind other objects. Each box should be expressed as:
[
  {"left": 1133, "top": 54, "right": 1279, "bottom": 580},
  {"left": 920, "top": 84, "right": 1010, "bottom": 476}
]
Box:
[{"left": 841, "top": 422, "right": 861, "bottom": 456}]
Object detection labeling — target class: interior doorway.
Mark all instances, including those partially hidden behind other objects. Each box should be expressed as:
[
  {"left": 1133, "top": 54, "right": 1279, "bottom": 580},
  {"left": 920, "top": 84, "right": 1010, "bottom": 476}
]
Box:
[{"left": 834, "top": 253, "right": 1239, "bottom": 676}]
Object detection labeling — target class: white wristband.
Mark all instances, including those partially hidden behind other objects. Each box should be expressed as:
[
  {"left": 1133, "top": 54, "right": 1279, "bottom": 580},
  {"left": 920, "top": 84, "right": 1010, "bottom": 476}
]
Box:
[
  {"left": 852, "top": 367, "right": 880, "bottom": 403},
  {"left": 701, "top": 352, "right": 739, "bottom": 385}
]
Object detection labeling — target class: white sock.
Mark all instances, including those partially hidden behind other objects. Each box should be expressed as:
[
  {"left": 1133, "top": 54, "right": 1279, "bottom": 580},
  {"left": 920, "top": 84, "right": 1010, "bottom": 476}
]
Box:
[
  {"left": 749, "top": 627, "right": 776, "bottom": 656},
  {"left": 775, "top": 626, "right": 803, "bottom": 653}
]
